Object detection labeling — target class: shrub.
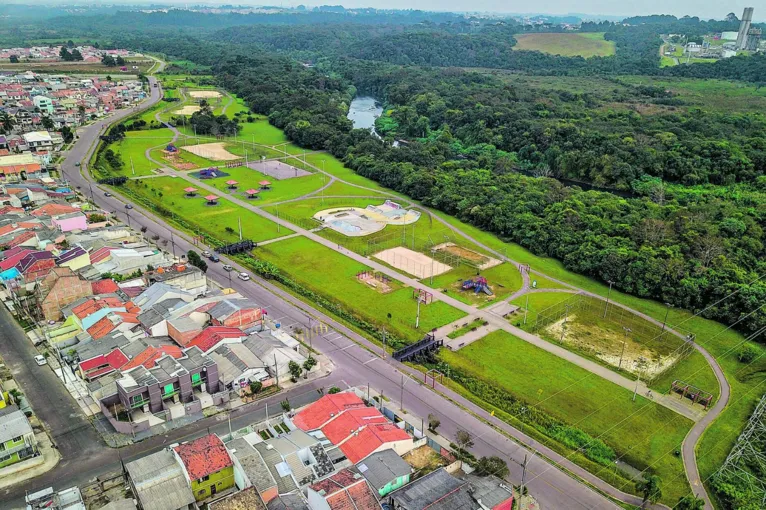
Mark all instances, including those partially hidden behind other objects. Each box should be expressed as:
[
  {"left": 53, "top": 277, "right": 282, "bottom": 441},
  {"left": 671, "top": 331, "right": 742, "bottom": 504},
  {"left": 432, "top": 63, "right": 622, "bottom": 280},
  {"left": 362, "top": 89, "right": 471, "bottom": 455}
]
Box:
[{"left": 737, "top": 344, "right": 759, "bottom": 363}]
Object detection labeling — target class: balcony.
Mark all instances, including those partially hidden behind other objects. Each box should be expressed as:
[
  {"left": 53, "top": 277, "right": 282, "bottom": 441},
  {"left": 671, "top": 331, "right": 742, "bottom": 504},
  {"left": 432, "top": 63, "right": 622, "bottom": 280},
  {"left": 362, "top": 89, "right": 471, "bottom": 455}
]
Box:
[{"left": 129, "top": 397, "right": 149, "bottom": 409}]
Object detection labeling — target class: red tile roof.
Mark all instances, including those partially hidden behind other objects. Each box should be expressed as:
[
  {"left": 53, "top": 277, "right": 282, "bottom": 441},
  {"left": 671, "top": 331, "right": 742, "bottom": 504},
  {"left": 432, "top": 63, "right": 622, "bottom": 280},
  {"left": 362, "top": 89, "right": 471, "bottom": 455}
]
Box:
[
  {"left": 79, "top": 348, "right": 129, "bottom": 378},
  {"left": 174, "top": 434, "right": 232, "bottom": 481},
  {"left": 31, "top": 203, "right": 78, "bottom": 217},
  {"left": 89, "top": 246, "right": 116, "bottom": 264},
  {"left": 187, "top": 326, "right": 244, "bottom": 353},
  {"left": 293, "top": 393, "right": 368, "bottom": 431},
  {"left": 0, "top": 249, "right": 33, "bottom": 271},
  {"left": 7, "top": 230, "right": 37, "bottom": 247},
  {"left": 0, "top": 206, "right": 25, "bottom": 216},
  {"left": 87, "top": 316, "right": 117, "bottom": 340},
  {"left": 72, "top": 297, "right": 124, "bottom": 319},
  {"left": 320, "top": 407, "right": 388, "bottom": 445},
  {"left": 91, "top": 279, "right": 119, "bottom": 295},
  {"left": 121, "top": 345, "right": 183, "bottom": 371},
  {"left": 339, "top": 424, "right": 410, "bottom": 464},
  {"left": 310, "top": 469, "right": 380, "bottom": 510}
]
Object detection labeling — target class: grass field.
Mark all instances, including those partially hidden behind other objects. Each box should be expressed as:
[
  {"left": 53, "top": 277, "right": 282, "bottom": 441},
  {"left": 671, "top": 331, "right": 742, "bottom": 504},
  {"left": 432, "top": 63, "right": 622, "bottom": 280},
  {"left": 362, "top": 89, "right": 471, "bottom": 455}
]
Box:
[
  {"left": 321, "top": 180, "right": 386, "bottom": 197},
  {"left": 426, "top": 263, "right": 523, "bottom": 306},
  {"left": 122, "top": 176, "right": 290, "bottom": 244},
  {"left": 253, "top": 236, "right": 466, "bottom": 345},
  {"left": 513, "top": 32, "right": 616, "bottom": 57},
  {"left": 107, "top": 129, "right": 174, "bottom": 176},
  {"left": 440, "top": 330, "right": 693, "bottom": 504},
  {"left": 192, "top": 165, "right": 325, "bottom": 205}
]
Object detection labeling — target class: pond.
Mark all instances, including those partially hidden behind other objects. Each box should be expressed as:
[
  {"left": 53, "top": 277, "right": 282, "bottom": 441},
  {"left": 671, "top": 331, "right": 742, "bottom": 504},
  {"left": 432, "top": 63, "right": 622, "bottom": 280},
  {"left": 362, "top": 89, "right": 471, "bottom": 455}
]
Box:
[{"left": 347, "top": 96, "right": 382, "bottom": 133}]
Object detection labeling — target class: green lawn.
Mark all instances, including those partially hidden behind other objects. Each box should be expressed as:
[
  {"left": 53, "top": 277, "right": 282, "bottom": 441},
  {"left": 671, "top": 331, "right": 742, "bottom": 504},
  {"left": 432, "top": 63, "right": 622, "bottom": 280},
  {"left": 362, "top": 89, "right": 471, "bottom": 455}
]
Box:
[
  {"left": 427, "top": 263, "right": 523, "bottom": 306},
  {"left": 513, "top": 32, "right": 616, "bottom": 57},
  {"left": 441, "top": 330, "right": 693, "bottom": 504},
  {"left": 190, "top": 165, "right": 325, "bottom": 205},
  {"left": 123, "top": 176, "right": 290, "bottom": 243},
  {"left": 109, "top": 129, "right": 174, "bottom": 176},
  {"left": 321, "top": 180, "right": 386, "bottom": 197},
  {"left": 253, "top": 236, "right": 466, "bottom": 345}
]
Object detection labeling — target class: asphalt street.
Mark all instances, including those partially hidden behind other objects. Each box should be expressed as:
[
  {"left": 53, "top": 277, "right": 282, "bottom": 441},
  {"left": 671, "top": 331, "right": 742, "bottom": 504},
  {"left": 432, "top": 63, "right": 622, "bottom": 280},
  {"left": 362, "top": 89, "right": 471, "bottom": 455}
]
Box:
[{"left": 0, "top": 74, "right": 623, "bottom": 509}]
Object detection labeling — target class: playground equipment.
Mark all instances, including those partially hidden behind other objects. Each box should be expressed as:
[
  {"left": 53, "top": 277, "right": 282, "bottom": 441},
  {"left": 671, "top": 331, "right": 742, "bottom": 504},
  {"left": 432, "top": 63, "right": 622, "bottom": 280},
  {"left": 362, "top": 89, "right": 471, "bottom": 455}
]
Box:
[
  {"left": 199, "top": 167, "right": 219, "bottom": 179},
  {"left": 357, "top": 271, "right": 393, "bottom": 293},
  {"left": 670, "top": 380, "right": 713, "bottom": 409},
  {"left": 165, "top": 144, "right": 178, "bottom": 153},
  {"left": 413, "top": 288, "right": 433, "bottom": 304},
  {"left": 462, "top": 276, "right": 493, "bottom": 295}
]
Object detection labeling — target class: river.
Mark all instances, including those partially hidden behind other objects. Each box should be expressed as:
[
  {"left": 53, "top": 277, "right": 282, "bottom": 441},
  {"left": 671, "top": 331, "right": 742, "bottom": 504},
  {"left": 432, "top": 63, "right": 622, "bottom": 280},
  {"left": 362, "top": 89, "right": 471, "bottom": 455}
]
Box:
[{"left": 347, "top": 96, "right": 383, "bottom": 133}]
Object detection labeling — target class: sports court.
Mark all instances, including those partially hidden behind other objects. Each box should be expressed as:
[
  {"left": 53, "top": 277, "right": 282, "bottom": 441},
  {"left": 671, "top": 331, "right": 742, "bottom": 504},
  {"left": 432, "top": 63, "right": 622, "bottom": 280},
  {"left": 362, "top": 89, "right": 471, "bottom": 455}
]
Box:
[
  {"left": 314, "top": 201, "right": 421, "bottom": 237},
  {"left": 189, "top": 90, "right": 222, "bottom": 99},
  {"left": 374, "top": 247, "right": 452, "bottom": 279},
  {"left": 181, "top": 142, "right": 240, "bottom": 161},
  {"left": 174, "top": 105, "right": 200, "bottom": 115},
  {"left": 246, "top": 160, "right": 311, "bottom": 180}
]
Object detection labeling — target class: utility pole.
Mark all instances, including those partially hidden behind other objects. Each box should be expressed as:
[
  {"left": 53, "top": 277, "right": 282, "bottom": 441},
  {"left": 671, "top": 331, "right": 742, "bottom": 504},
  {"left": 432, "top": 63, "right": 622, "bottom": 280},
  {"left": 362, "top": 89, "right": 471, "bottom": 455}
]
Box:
[
  {"left": 603, "top": 280, "right": 613, "bottom": 318},
  {"left": 560, "top": 305, "right": 569, "bottom": 343},
  {"left": 521, "top": 453, "right": 535, "bottom": 496},
  {"left": 382, "top": 328, "right": 387, "bottom": 357},
  {"left": 170, "top": 231, "right": 176, "bottom": 258},
  {"left": 415, "top": 297, "right": 421, "bottom": 329},
  {"left": 619, "top": 327, "right": 630, "bottom": 370},
  {"left": 400, "top": 375, "right": 404, "bottom": 411},
  {"left": 524, "top": 293, "right": 530, "bottom": 325},
  {"left": 429, "top": 249, "right": 435, "bottom": 285},
  {"left": 660, "top": 303, "right": 672, "bottom": 340},
  {"left": 238, "top": 216, "right": 243, "bottom": 241},
  {"left": 130, "top": 156, "right": 135, "bottom": 176},
  {"left": 274, "top": 353, "right": 279, "bottom": 388}
]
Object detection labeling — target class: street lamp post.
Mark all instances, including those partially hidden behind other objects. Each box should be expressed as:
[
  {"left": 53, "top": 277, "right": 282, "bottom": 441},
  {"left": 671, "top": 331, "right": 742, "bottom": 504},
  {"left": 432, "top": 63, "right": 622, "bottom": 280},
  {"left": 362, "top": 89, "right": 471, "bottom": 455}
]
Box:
[
  {"left": 603, "top": 280, "right": 614, "bottom": 318},
  {"left": 660, "top": 302, "right": 673, "bottom": 340}
]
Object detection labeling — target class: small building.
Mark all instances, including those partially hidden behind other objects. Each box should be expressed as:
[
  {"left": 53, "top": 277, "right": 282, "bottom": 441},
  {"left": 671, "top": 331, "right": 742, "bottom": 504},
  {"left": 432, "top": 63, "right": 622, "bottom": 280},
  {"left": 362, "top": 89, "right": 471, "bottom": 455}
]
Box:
[
  {"left": 143, "top": 263, "right": 207, "bottom": 296},
  {"left": 0, "top": 405, "right": 38, "bottom": 469},
  {"left": 55, "top": 245, "right": 91, "bottom": 271},
  {"left": 387, "top": 468, "right": 513, "bottom": 510},
  {"left": 307, "top": 468, "right": 382, "bottom": 510},
  {"left": 25, "top": 486, "right": 86, "bottom": 510},
  {"left": 33, "top": 95, "right": 54, "bottom": 114},
  {"left": 173, "top": 434, "right": 235, "bottom": 502},
  {"left": 22, "top": 131, "right": 54, "bottom": 152},
  {"left": 36, "top": 266, "right": 94, "bottom": 321},
  {"left": 125, "top": 448, "right": 196, "bottom": 510},
  {"left": 227, "top": 438, "right": 278, "bottom": 503},
  {"left": 267, "top": 494, "right": 309, "bottom": 510},
  {"left": 356, "top": 449, "right": 413, "bottom": 498},
  {"left": 51, "top": 212, "right": 88, "bottom": 232}
]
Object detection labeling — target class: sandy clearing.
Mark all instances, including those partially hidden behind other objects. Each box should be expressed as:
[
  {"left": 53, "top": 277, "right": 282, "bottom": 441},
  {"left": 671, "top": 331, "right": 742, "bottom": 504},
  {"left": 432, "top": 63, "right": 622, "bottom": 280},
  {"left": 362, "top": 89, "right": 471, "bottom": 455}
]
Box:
[
  {"left": 374, "top": 246, "right": 452, "bottom": 279},
  {"left": 181, "top": 142, "right": 240, "bottom": 161}
]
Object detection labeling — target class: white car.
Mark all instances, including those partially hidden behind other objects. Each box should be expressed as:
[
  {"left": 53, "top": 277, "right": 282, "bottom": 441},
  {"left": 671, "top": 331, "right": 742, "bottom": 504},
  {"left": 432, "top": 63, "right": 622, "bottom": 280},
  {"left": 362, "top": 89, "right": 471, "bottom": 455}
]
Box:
[
  {"left": 202, "top": 251, "right": 212, "bottom": 258},
  {"left": 222, "top": 265, "right": 233, "bottom": 272},
  {"left": 34, "top": 355, "right": 47, "bottom": 366},
  {"left": 238, "top": 272, "right": 250, "bottom": 281}
]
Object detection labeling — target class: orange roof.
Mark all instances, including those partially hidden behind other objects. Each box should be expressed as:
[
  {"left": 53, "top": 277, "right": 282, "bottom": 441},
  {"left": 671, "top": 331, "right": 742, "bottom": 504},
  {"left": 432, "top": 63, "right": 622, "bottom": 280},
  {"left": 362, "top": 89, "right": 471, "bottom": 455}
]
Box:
[
  {"left": 87, "top": 316, "right": 116, "bottom": 340},
  {"left": 187, "top": 326, "right": 244, "bottom": 353},
  {"left": 310, "top": 469, "right": 380, "bottom": 510},
  {"left": 114, "top": 312, "right": 139, "bottom": 323},
  {"left": 7, "top": 230, "right": 37, "bottom": 247},
  {"left": 91, "top": 279, "right": 119, "bottom": 295},
  {"left": 320, "top": 407, "right": 388, "bottom": 445},
  {"left": 174, "top": 434, "right": 232, "bottom": 481},
  {"left": 293, "top": 393, "right": 367, "bottom": 431},
  {"left": 121, "top": 345, "right": 183, "bottom": 371},
  {"left": 339, "top": 424, "right": 409, "bottom": 464},
  {"left": 0, "top": 163, "right": 40, "bottom": 175},
  {"left": 32, "top": 203, "right": 78, "bottom": 217},
  {"left": 72, "top": 297, "right": 124, "bottom": 319}
]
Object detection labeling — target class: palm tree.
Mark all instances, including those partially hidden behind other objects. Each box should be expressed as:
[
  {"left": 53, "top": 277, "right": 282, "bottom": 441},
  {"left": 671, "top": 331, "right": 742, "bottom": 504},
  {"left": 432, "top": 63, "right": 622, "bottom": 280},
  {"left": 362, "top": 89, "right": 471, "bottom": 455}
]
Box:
[
  {"left": 0, "top": 112, "right": 15, "bottom": 134},
  {"left": 635, "top": 474, "right": 662, "bottom": 509},
  {"left": 674, "top": 494, "right": 704, "bottom": 510}
]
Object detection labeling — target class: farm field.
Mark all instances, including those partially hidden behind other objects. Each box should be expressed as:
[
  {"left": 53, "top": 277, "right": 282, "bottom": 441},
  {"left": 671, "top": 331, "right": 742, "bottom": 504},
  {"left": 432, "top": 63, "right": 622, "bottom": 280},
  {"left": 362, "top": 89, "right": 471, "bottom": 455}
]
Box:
[
  {"left": 104, "top": 128, "right": 174, "bottom": 176},
  {"left": 121, "top": 176, "right": 290, "bottom": 244},
  {"left": 618, "top": 76, "right": 766, "bottom": 112},
  {"left": 253, "top": 236, "right": 466, "bottom": 346},
  {"left": 513, "top": 32, "right": 616, "bottom": 57},
  {"left": 426, "top": 263, "right": 523, "bottom": 306},
  {"left": 440, "top": 330, "right": 693, "bottom": 504}
]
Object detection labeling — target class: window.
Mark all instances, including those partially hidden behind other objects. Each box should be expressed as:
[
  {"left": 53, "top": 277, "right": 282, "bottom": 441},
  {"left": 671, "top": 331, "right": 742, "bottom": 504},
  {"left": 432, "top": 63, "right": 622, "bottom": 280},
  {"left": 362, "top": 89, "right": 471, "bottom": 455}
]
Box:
[
  {"left": 199, "top": 475, "right": 209, "bottom": 482},
  {"left": 12, "top": 436, "right": 22, "bottom": 443},
  {"left": 198, "top": 489, "right": 206, "bottom": 496},
  {"left": 192, "top": 373, "right": 201, "bottom": 383},
  {"left": 163, "top": 384, "right": 175, "bottom": 395}
]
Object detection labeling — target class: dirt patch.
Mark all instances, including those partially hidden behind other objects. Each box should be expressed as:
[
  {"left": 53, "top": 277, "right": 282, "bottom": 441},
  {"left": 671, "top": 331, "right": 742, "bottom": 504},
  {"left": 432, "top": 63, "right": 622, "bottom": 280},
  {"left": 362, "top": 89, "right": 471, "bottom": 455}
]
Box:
[
  {"left": 181, "top": 142, "right": 239, "bottom": 161},
  {"left": 434, "top": 242, "right": 501, "bottom": 270},
  {"left": 374, "top": 246, "right": 452, "bottom": 279},
  {"left": 188, "top": 90, "right": 221, "bottom": 98},
  {"left": 403, "top": 445, "right": 447, "bottom": 472},
  {"left": 357, "top": 271, "right": 395, "bottom": 294},
  {"left": 174, "top": 105, "right": 200, "bottom": 115},
  {"left": 544, "top": 314, "right": 678, "bottom": 378}
]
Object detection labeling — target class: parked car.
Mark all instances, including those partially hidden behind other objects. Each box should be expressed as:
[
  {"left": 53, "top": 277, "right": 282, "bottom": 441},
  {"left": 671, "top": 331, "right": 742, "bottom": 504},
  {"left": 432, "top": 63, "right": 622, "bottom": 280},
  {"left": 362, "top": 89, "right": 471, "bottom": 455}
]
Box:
[
  {"left": 34, "top": 355, "right": 47, "bottom": 366},
  {"left": 238, "top": 272, "right": 250, "bottom": 281},
  {"left": 222, "top": 265, "right": 233, "bottom": 272},
  {"left": 104, "top": 192, "right": 112, "bottom": 197},
  {"left": 125, "top": 204, "right": 133, "bottom": 209},
  {"left": 74, "top": 162, "right": 81, "bottom": 167},
  {"left": 202, "top": 251, "right": 211, "bottom": 257},
  {"left": 208, "top": 253, "right": 220, "bottom": 262}
]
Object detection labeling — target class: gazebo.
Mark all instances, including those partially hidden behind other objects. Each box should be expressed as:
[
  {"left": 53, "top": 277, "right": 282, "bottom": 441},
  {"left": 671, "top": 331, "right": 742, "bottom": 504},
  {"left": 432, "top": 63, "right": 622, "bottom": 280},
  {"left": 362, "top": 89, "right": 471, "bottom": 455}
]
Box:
[
  {"left": 258, "top": 180, "right": 272, "bottom": 190},
  {"left": 184, "top": 187, "right": 198, "bottom": 197},
  {"left": 204, "top": 194, "right": 219, "bottom": 205},
  {"left": 245, "top": 188, "right": 260, "bottom": 199},
  {"left": 226, "top": 180, "right": 238, "bottom": 189}
]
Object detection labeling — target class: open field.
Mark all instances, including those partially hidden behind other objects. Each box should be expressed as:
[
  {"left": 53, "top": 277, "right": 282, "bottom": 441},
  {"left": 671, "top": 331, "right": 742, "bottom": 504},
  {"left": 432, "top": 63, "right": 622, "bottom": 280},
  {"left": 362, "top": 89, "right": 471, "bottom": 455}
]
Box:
[
  {"left": 374, "top": 247, "right": 452, "bottom": 279},
  {"left": 104, "top": 129, "right": 174, "bottom": 176},
  {"left": 253, "top": 236, "right": 466, "bottom": 345},
  {"left": 181, "top": 142, "right": 240, "bottom": 161},
  {"left": 513, "top": 32, "right": 616, "bottom": 57},
  {"left": 120, "top": 176, "right": 289, "bottom": 244},
  {"left": 173, "top": 105, "right": 200, "bottom": 115},
  {"left": 427, "top": 263, "right": 523, "bottom": 306},
  {"left": 188, "top": 90, "right": 221, "bottom": 98},
  {"left": 440, "top": 330, "right": 693, "bottom": 504}
]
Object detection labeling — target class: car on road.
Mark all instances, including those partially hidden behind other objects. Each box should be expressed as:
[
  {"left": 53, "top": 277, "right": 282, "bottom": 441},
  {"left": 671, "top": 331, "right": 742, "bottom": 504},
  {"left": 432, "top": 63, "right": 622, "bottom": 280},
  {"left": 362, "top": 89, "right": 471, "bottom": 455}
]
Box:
[
  {"left": 125, "top": 204, "right": 133, "bottom": 209},
  {"left": 75, "top": 162, "right": 80, "bottom": 167},
  {"left": 202, "top": 251, "right": 212, "bottom": 257},
  {"left": 238, "top": 272, "right": 250, "bottom": 281},
  {"left": 208, "top": 253, "right": 220, "bottom": 262},
  {"left": 223, "top": 264, "right": 233, "bottom": 272},
  {"left": 34, "top": 355, "right": 47, "bottom": 366},
  {"left": 104, "top": 192, "right": 112, "bottom": 197}
]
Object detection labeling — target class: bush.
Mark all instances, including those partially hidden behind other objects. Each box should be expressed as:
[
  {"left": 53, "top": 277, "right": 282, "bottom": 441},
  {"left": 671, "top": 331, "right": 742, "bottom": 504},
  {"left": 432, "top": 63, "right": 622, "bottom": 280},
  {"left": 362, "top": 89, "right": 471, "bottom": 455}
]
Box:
[
  {"left": 737, "top": 344, "right": 759, "bottom": 363},
  {"left": 328, "top": 386, "right": 341, "bottom": 394}
]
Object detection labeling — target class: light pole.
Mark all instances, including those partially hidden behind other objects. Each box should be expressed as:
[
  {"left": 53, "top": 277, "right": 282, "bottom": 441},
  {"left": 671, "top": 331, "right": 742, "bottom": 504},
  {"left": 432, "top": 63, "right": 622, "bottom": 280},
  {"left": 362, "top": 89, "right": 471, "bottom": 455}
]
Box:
[
  {"left": 524, "top": 293, "right": 530, "bottom": 325},
  {"left": 660, "top": 302, "right": 673, "bottom": 340},
  {"left": 603, "top": 280, "right": 614, "bottom": 318}
]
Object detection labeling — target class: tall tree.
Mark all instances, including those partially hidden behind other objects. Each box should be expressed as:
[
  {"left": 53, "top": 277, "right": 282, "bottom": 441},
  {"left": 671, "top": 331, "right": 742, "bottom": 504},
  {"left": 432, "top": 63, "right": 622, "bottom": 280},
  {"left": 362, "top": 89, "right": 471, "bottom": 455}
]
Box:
[{"left": 635, "top": 475, "right": 662, "bottom": 508}]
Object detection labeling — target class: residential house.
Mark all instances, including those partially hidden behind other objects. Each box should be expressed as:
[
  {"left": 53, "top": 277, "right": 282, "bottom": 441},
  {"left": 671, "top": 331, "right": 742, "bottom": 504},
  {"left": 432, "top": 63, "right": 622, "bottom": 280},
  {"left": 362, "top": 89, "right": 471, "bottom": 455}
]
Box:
[
  {"left": 208, "top": 342, "right": 270, "bottom": 391},
  {"left": 0, "top": 153, "right": 41, "bottom": 181},
  {"left": 55, "top": 245, "right": 91, "bottom": 271},
  {"left": 137, "top": 297, "right": 189, "bottom": 337},
  {"left": 207, "top": 299, "right": 263, "bottom": 329},
  {"left": 0, "top": 381, "right": 9, "bottom": 409},
  {"left": 93, "top": 247, "right": 167, "bottom": 277},
  {"left": 51, "top": 212, "right": 87, "bottom": 232},
  {"left": 22, "top": 131, "right": 54, "bottom": 152},
  {"left": 267, "top": 494, "right": 309, "bottom": 510},
  {"left": 17, "top": 250, "right": 55, "bottom": 280},
  {"left": 306, "top": 468, "right": 382, "bottom": 510},
  {"left": 387, "top": 468, "right": 514, "bottom": 510},
  {"left": 24, "top": 486, "right": 86, "bottom": 510},
  {"left": 173, "top": 434, "right": 235, "bottom": 502},
  {"left": 36, "top": 266, "right": 93, "bottom": 321},
  {"left": 187, "top": 326, "right": 246, "bottom": 353},
  {"left": 167, "top": 316, "right": 205, "bottom": 347},
  {"left": 243, "top": 332, "right": 310, "bottom": 384},
  {"left": 32, "top": 95, "right": 53, "bottom": 114},
  {"left": 125, "top": 448, "right": 196, "bottom": 510},
  {"left": 143, "top": 263, "right": 207, "bottom": 296},
  {"left": 227, "top": 438, "right": 278, "bottom": 503},
  {"left": 356, "top": 449, "right": 413, "bottom": 498},
  {"left": 0, "top": 405, "right": 38, "bottom": 468}
]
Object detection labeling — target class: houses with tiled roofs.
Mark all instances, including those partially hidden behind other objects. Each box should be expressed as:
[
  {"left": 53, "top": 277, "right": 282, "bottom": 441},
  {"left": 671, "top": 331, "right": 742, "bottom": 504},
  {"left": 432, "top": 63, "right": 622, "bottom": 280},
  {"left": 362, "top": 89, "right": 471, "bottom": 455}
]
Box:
[
  {"left": 35, "top": 266, "right": 94, "bottom": 321},
  {"left": 386, "top": 468, "right": 514, "bottom": 510},
  {"left": 307, "top": 468, "right": 382, "bottom": 510},
  {"left": 174, "top": 434, "right": 236, "bottom": 502},
  {"left": 292, "top": 393, "right": 414, "bottom": 465}
]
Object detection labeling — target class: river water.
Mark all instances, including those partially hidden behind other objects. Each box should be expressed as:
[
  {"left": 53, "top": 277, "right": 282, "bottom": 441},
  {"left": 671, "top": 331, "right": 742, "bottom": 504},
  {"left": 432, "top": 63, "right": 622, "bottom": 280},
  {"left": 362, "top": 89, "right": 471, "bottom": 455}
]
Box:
[{"left": 347, "top": 96, "right": 383, "bottom": 133}]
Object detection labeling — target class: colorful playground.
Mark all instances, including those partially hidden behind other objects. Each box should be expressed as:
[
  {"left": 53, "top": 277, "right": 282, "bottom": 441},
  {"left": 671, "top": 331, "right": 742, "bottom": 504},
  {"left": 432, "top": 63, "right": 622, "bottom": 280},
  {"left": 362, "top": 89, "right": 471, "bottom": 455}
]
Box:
[{"left": 314, "top": 200, "right": 421, "bottom": 237}]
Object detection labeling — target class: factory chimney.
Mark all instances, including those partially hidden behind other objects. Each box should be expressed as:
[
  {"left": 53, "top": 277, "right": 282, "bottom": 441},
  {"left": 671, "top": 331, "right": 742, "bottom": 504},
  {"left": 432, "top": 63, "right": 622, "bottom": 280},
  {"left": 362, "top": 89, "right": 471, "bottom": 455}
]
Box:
[{"left": 736, "top": 7, "right": 754, "bottom": 50}]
